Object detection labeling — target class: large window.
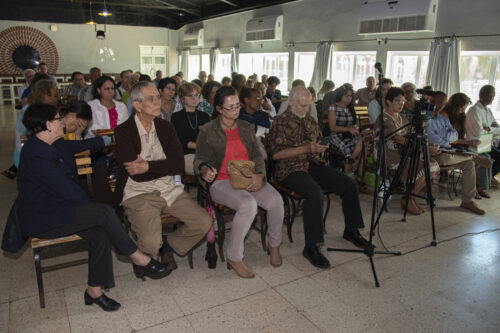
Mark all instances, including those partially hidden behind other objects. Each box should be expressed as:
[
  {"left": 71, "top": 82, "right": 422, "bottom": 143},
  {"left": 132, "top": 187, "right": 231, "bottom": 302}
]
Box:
[
  {"left": 239, "top": 53, "right": 289, "bottom": 91},
  {"left": 187, "top": 55, "right": 201, "bottom": 81},
  {"left": 140, "top": 46, "right": 167, "bottom": 78},
  {"left": 387, "top": 51, "right": 429, "bottom": 87},
  {"left": 294, "top": 52, "right": 316, "bottom": 86},
  {"left": 460, "top": 51, "right": 500, "bottom": 117},
  {"left": 330, "top": 52, "right": 376, "bottom": 90},
  {"left": 214, "top": 53, "right": 232, "bottom": 81}
]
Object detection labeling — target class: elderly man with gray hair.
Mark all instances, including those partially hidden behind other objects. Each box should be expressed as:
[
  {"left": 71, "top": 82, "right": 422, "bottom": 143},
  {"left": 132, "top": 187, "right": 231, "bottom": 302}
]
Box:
[
  {"left": 269, "top": 86, "right": 370, "bottom": 269},
  {"left": 114, "top": 81, "right": 211, "bottom": 270}
]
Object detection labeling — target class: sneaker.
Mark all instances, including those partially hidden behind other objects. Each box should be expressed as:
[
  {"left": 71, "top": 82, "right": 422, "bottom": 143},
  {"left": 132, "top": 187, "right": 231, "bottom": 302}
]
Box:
[
  {"left": 302, "top": 246, "right": 331, "bottom": 269},
  {"left": 460, "top": 201, "right": 485, "bottom": 215}
]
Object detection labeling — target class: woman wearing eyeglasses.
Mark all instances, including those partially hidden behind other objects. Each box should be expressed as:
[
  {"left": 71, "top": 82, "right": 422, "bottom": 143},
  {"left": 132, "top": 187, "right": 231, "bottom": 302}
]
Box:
[
  {"left": 376, "top": 87, "right": 440, "bottom": 215},
  {"left": 194, "top": 86, "right": 284, "bottom": 279},
  {"left": 18, "top": 104, "right": 171, "bottom": 312},
  {"left": 171, "top": 83, "right": 210, "bottom": 175},
  {"left": 86, "top": 76, "right": 128, "bottom": 138}
]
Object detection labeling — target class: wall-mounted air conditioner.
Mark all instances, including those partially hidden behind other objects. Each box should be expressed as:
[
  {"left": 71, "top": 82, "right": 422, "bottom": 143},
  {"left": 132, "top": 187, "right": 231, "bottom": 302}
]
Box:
[
  {"left": 359, "top": 0, "right": 439, "bottom": 35},
  {"left": 246, "top": 15, "right": 283, "bottom": 42},
  {"left": 183, "top": 28, "right": 204, "bottom": 47}
]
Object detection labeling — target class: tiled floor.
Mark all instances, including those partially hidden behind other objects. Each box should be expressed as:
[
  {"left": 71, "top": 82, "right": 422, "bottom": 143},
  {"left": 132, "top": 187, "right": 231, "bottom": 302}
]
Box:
[{"left": 1, "top": 104, "right": 499, "bottom": 332}]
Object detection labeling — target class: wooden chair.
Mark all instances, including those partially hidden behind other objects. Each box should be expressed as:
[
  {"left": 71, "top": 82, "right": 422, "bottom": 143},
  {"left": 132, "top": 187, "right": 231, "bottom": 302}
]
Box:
[
  {"left": 31, "top": 150, "right": 92, "bottom": 308},
  {"left": 93, "top": 129, "right": 195, "bottom": 269}
]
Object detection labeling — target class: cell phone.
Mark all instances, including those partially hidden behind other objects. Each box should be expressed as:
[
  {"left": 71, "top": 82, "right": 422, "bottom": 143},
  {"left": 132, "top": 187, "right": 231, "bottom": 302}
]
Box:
[{"left": 320, "top": 136, "right": 331, "bottom": 145}]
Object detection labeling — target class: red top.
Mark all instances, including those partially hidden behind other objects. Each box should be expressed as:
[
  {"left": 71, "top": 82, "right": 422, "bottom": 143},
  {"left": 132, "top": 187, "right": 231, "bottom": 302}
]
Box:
[
  {"left": 216, "top": 127, "right": 250, "bottom": 181},
  {"left": 108, "top": 106, "right": 118, "bottom": 128}
]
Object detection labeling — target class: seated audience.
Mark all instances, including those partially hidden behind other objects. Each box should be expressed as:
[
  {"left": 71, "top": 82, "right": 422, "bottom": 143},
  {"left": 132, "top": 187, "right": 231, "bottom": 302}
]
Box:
[
  {"left": 116, "top": 70, "right": 132, "bottom": 100},
  {"left": 255, "top": 82, "right": 276, "bottom": 118},
  {"left": 63, "top": 71, "right": 86, "bottom": 97},
  {"left": 266, "top": 76, "right": 283, "bottom": 111},
  {"left": 376, "top": 88, "right": 440, "bottom": 214},
  {"left": 207, "top": 74, "right": 214, "bottom": 82},
  {"left": 87, "top": 76, "right": 128, "bottom": 138},
  {"left": 222, "top": 76, "right": 232, "bottom": 86},
  {"left": 78, "top": 67, "right": 102, "bottom": 102},
  {"left": 198, "top": 71, "right": 207, "bottom": 86},
  {"left": 317, "top": 80, "right": 335, "bottom": 101},
  {"left": 432, "top": 91, "right": 448, "bottom": 116},
  {"left": 308, "top": 86, "right": 317, "bottom": 102},
  {"left": 401, "top": 82, "right": 418, "bottom": 122},
  {"left": 354, "top": 76, "right": 376, "bottom": 106},
  {"left": 198, "top": 80, "right": 221, "bottom": 116},
  {"left": 116, "top": 82, "right": 211, "bottom": 269},
  {"left": 158, "top": 77, "right": 178, "bottom": 121},
  {"left": 270, "top": 86, "right": 370, "bottom": 269},
  {"left": 171, "top": 83, "right": 210, "bottom": 175},
  {"left": 18, "top": 69, "right": 35, "bottom": 105},
  {"left": 328, "top": 84, "right": 367, "bottom": 182},
  {"left": 38, "top": 62, "right": 58, "bottom": 87},
  {"left": 14, "top": 79, "right": 59, "bottom": 168},
  {"left": 278, "top": 80, "right": 318, "bottom": 121},
  {"left": 60, "top": 101, "right": 93, "bottom": 140},
  {"left": 152, "top": 70, "right": 162, "bottom": 88},
  {"left": 465, "top": 85, "right": 500, "bottom": 193},
  {"left": 245, "top": 79, "right": 255, "bottom": 88},
  {"left": 191, "top": 79, "right": 203, "bottom": 88},
  {"left": 18, "top": 104, "right": 171, "bottom": 312},
  {"left": 231, "top": 74, "right": 247, "bottom": 94},
  {"left": 194, "top": 86, "right": 284, "bottom": 278},
  {"left": 125, "top": 75, "right": 152, "bottom": 114},
  {"left": 20, "top": 72, "right": 50, "bottom": 108},
  {"left": 368, "top": 78, "right": 393, "bottom": 124},
  {"left": 426, "top": 93, "right": 486, "bottom": 214},
  {"left": 261, "top": 74, "right": 268, "bottom": 87},
  {"left": 239, "top": 87, "right": 271, "bottom": 137}
]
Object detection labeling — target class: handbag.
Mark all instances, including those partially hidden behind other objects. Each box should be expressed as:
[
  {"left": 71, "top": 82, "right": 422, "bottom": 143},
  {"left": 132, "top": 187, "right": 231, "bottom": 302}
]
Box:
[
  {"left": 226, "top": 160, "right": 255, "bottom": 189},
  {"left": 1, "top": 198, "right": 28, "bottom": 253}
]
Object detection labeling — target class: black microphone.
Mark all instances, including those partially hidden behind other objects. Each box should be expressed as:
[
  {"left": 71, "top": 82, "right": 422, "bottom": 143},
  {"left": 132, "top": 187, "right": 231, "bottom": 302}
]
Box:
[{"left": 374, "top": 62, "right": 384, "bottom": 75}]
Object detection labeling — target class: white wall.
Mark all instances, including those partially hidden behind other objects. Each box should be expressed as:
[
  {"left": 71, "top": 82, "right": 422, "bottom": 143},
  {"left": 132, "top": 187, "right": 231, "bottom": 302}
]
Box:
[
  {"left": 180, "top": 0, "right": 500, "bottom": 85},
  {"left": 0, "top": 20, "right": 180, "bottom": 75}
]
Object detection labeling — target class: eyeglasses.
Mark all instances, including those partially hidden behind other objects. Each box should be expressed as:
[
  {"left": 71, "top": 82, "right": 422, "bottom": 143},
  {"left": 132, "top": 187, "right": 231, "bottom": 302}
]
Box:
[
  {"left": 186, "top": 94, "right": 200, "bottom": 98},
  {"left": 393, "top": 98, "right": 406, "bottom": 104},
  {"left": 53, "top": 116, "right": 65, "bottom": 124},
  {"left": 143, "top": 95, "right": 161, "bottom": 103},
  {"left": 222, "top": 103, "right": 241, "bottom": 111}
]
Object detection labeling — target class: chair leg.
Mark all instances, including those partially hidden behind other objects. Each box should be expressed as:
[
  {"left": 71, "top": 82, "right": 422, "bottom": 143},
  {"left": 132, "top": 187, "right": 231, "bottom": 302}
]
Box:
[
  {"left": 288, "top": 197, "right": 297, "bottom": 243},
  {"left": 187, "top": 250, "right": 194, "bottom": 269},
  {"left": 214, "top": 208, "right": 225, "bottom": 262},
  {"left": 259, "top": 209, "right": 268, "bottom": 252},
  {"left": 282, "top": 195, "right": 292, "bottom": 243},
  {"left": 323, "top": 194, "right": 331, "bottom": 234},
  {"left": 33, "top": 249, "right": 45, "bottom": 308},
  {"left": 446, "top": 171, "right": 453, "bottom": 200}
]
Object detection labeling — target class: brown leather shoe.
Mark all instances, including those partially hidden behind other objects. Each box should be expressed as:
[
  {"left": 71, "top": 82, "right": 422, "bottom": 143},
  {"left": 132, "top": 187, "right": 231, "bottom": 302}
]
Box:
[
  {"left": 267, "top": 245, "right": 282, "bottom": 267},
  {"left": 226, "top": 260, "right": 255, "bottom": 278},
  {"left": 460, "top": 201, "right": 485, "bottom": 215}
]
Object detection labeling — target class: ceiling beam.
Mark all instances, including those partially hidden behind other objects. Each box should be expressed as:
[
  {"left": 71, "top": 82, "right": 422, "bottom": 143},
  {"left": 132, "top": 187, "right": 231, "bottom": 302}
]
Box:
[
  {"left": 220, "top": 0, "right": 238, "bottom": 8},
  {"left": 152, "top": 0, "right": 200, "bottom": 16}
]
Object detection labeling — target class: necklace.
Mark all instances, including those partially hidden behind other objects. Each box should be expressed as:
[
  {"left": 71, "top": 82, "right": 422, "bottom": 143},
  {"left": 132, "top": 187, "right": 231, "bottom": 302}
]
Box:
[
  {"left": 186, "top": 110, "right": 198, "bottom": 130},
  {"left": 384, "top": 111, "right": 403, "bottom": 130},
  {"left": 220, "top": 118, "right": 235, "bottom": 131}
]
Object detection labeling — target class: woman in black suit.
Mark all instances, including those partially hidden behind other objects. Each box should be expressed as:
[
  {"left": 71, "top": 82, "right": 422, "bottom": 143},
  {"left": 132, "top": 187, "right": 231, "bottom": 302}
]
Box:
[{"left": 17, "top": 104, "right": 171, "bottom": 312}]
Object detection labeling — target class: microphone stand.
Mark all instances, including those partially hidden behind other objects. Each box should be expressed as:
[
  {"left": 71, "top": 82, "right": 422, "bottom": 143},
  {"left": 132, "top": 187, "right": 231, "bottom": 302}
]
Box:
[{"left": 327, "top": 65, "right": 401, "bottom": 288}]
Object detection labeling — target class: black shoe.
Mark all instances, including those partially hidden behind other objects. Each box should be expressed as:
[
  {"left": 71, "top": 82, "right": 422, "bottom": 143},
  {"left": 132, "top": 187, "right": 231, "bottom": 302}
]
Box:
[
  {"left": 343, "top": 230, "right": 375, "bottom": 249},
  {"left": 205, "top": 242, "right": 218, "bottom": 269},
  {"left": 133, "top": 258, "right": 172, "bottom": 280},
  {"left": 302, "top": 246, "right": 331, "bottom": 269},
  {"left": 84, "top": 291, "right": 121, "bottom": 312}
]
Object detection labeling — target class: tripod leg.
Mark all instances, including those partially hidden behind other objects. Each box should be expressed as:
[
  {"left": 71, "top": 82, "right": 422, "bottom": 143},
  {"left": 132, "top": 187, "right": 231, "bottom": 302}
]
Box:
[
  {"left": 421, "top": 139, "right": 438, "bottom": 245},
  {"left": 368, "top": 255, "right": 380, "bottom": 288}
]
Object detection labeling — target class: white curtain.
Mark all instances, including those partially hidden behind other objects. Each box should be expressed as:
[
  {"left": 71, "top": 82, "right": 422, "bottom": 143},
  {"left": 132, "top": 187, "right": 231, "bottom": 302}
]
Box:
[
  {"left": 180, "top": 49, "right": 190, "bottom": 77},
  {"left": 309, "top": 42, "right": 333, "bottom": 90},
  {"left": 209, "top": 47, "right": 220, "bottom": 76},
  {"left": 426, "top": 37, "right": 460, "bottom": 96},
  {"left": 231, "top": 47, "right": 239, "bottom": 73}
]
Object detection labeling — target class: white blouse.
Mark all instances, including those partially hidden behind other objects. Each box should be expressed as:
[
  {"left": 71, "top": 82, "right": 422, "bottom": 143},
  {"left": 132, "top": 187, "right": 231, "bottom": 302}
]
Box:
[{"left": 86, "top": 99, "right": 129, "bottom": 138}]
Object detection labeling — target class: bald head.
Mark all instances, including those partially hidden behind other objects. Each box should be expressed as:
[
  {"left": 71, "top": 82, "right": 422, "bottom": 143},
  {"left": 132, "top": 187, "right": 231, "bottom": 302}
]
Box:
[{"left": 289, "top": 86, "right": 312, "bottom": 118}]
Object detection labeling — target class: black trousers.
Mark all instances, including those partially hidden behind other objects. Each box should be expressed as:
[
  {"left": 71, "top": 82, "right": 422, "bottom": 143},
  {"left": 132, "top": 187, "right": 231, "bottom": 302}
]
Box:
[
  {"left": 280, "top": 163, "right": 365, "bottom": 245},
  {"left": 35, "top": 203, "right": 137, "bottom": 287},
  {"left": 491, "top": 146, "right": 500, "bottom": 177}
]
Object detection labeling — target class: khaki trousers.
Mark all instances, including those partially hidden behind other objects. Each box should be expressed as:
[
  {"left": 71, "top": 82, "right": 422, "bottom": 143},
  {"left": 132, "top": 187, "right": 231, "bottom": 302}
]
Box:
[
  {"left": 433, "top": 152, "right": 476, "bottom": 203},
  {"left": 123, "top": 191, "right": 211, "bottom": 256}
]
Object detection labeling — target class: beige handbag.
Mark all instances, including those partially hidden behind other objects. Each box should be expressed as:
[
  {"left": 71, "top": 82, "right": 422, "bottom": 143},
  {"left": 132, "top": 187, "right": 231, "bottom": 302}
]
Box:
[{"left": 226, "top": 160, "right": 255, "bottom": 189}]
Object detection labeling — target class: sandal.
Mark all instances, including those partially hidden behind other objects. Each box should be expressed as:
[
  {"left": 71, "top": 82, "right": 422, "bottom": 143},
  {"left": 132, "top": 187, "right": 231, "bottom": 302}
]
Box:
[
  {"left": 474, "top": 192, "right": 482, "bottom": 200},
  {"left": 1, "top": 170, "right": 16, "bottom": 179},
  {"left": 477, "top": 190, "right": 490, "bottom": 198}
]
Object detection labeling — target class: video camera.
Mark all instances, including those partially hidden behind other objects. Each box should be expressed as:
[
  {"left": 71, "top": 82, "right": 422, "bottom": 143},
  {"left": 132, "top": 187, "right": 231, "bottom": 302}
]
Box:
[{"left": 411, "top": 89, "right": 436, "bottom": 132}]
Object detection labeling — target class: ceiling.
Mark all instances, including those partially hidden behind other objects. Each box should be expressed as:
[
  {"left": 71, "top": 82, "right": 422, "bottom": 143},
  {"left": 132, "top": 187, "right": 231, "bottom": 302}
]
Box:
[{"left": 1, "top": 0, "right": 298, "bottom": 30}]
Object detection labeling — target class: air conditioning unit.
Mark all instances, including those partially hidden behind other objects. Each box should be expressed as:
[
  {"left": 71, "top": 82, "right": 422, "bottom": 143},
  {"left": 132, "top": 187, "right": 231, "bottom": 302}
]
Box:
[
  {"left": 359, "top": 0, "right": 439, "bottom": 35},
  {"left": 246, "top": 15, "right": 283, "bottom": 42},
  {"left": 183, "top": 28, "right": 204, "bottom": 48}
]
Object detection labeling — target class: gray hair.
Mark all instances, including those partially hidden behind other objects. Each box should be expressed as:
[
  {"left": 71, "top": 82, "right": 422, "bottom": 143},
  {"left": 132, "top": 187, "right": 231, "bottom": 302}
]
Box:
[
  {"left": 130, "top": 81, "right": 157, "bottom": 102},
  {"left": 23, "top": 68, "right": 35, "bottom": 77},
  {"left": 288, "top": 85, "right": 311, "bottom": 103},
  {"left": 401, "top": 82, "right": 416, "bottom": 91}
]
